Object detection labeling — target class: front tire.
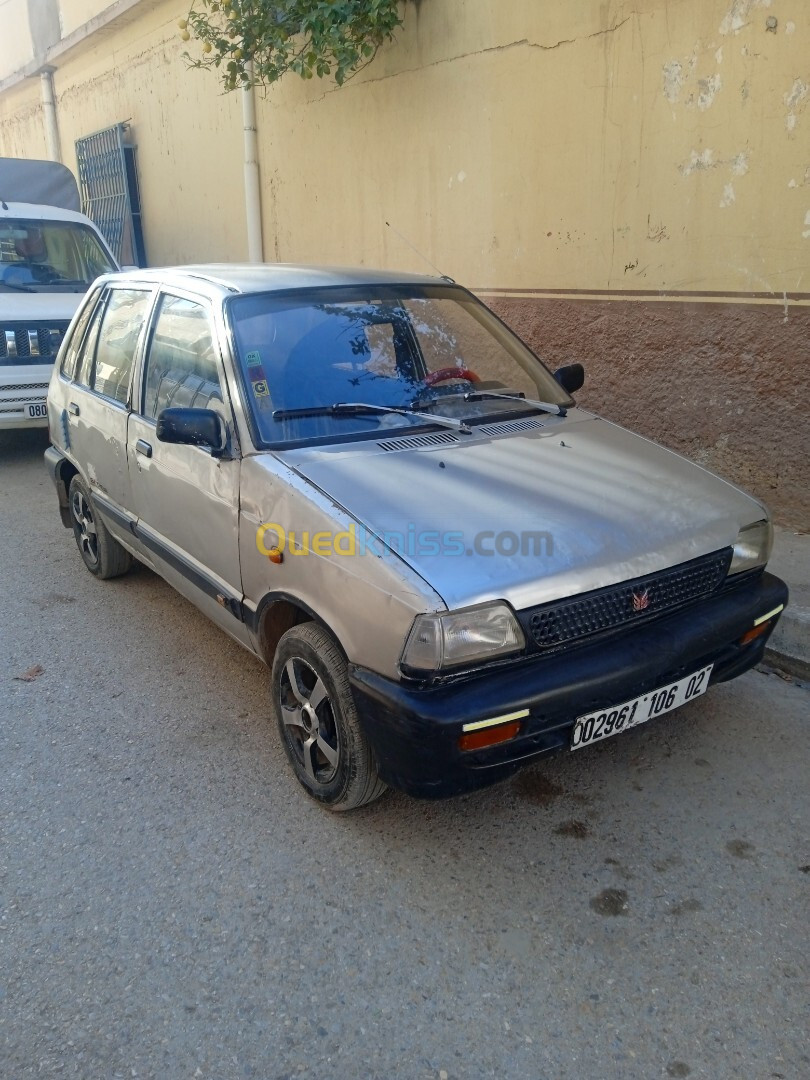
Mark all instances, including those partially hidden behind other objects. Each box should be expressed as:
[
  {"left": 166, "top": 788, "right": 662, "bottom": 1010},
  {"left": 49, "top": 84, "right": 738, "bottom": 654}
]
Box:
[
  {"left": 68, "top": 475, "right": 132, "bottom": 580},
  {"left": 272, "top": 622, "right": 387, "bottom": 811}
]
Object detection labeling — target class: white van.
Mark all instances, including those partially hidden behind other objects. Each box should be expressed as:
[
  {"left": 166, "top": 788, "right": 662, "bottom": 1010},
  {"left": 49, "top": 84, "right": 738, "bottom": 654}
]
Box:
[{"left": 0, "top": 157, "right": 119, "bottom": 429}]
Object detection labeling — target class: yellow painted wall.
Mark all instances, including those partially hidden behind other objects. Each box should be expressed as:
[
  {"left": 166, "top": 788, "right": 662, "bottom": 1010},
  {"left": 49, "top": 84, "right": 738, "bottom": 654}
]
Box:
[
  {"left": 0, "top": 0, "right": 35, "bottom": 82},
  {"left": 253, "top": 0, "right": 810, "bottom": 293},
  {"left": 0, "top": 0, "right": 807, "bottom": 293},
  {"left": 0, "top": 0, "right": 244, "bottom": 262},
  {"left": 59, "top": 0, "right": 118, "bottom": 38}
]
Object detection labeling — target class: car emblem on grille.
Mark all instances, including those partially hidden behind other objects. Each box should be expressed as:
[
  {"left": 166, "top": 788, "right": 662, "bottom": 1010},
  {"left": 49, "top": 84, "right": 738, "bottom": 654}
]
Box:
[{"left": 632, "top": 588, "right": 651, "bottom": 612}]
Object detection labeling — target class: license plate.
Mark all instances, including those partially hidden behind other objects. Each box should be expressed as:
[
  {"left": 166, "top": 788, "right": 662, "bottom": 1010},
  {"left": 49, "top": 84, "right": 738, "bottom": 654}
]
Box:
[
  {"left": 25, "top": 402, "right": 47, "bottom": 419},
  {"left": 571, "top": 665, "right": 713, "bottom": 751}
]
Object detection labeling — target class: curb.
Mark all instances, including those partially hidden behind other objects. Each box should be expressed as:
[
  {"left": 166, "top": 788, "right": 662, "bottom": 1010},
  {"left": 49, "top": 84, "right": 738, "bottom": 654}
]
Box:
[
  {"left": 764, "top": 526, "right": 810, "bottom": 682},
  {"left": 765, "top": 605, "right": 810, "bottom": 681}
]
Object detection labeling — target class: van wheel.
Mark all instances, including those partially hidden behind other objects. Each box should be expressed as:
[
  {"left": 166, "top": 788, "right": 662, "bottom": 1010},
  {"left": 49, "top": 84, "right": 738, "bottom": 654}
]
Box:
[
  {"left": 68, "top": 475, "right": 132, "bottom": 580},
  {"left": 272, "top": 623, "right": 387, "bottom": 811}
]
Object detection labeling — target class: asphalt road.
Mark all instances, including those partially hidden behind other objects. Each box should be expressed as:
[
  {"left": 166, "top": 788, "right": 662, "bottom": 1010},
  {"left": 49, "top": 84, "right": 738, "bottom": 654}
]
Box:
[{"left": 1, "top": 430, "right": 808, "bottom": 1080}]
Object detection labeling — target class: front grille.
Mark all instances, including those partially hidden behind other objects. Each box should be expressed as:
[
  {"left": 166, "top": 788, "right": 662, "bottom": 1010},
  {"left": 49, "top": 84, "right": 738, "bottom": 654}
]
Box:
[
  {"left": 0, "top": 323, "right": 68, "bottom": 365},
  {"left": 521, "top": 547, "right": 733, "bottom": 651}
]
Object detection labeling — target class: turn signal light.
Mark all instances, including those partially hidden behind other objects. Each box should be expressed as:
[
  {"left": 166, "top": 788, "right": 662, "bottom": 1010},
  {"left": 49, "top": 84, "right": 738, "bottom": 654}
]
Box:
[
  {"left": 267, "top": 547, "right": 284, "bottom": 564},
  {"left": 458, "top": 719, "right": 522, "bottom": 752},
  {"left": 739, "top": 621, "right": 770, "bottom": 646}
]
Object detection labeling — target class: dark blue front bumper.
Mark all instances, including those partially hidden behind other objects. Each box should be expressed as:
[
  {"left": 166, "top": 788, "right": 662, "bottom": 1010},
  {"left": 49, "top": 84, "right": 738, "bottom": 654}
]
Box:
[{"left": 349, "top": 571, "right": 788, "bottom": 798}]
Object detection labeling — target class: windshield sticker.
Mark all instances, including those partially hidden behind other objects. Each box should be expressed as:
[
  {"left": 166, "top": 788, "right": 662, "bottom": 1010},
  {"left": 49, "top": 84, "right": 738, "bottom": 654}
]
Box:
[
  {"left": 252, "top": 379, "right": 270, "bottom": 398},
  {"left": 248, "top": 363, "right": 267, "bottom": 383},
  {"left": 245, "top": 351, "right": 262, "bottom": 367}
]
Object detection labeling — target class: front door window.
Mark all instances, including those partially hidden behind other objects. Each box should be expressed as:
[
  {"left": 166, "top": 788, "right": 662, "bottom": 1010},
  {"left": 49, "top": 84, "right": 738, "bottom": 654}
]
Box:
[{"left": 142, "top": 294, "right": 223, "bottom": 417}]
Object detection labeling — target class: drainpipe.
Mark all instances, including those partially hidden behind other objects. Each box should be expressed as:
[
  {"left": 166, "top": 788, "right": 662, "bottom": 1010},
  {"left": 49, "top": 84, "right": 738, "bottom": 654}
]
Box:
[
  {"left": 241, "top": 62, "right": 264, "bottom": 262},
  {"left": 40, "top": 67, "right": 62, "bottom": 163}
]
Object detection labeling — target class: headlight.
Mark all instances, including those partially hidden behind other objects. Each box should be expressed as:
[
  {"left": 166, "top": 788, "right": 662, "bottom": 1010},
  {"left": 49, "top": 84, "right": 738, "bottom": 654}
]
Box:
[
  {"left": 729, "top": 519, "right": 772, "bottom": 575},
  {"left": 401, "top": 602, "right": 525, "bottom": 674}
]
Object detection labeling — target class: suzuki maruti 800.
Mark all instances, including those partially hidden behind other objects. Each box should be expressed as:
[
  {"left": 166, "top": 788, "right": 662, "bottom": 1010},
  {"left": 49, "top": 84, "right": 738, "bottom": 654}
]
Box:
[{"left": 46, "top": 266, "right": 788, "bottom": 809}]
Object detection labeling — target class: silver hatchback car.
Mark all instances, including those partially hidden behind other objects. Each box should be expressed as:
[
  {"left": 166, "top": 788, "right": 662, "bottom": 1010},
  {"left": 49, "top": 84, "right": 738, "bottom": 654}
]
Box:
[{"left": 46, "top": 265, "right": 788, "bottom": 809}]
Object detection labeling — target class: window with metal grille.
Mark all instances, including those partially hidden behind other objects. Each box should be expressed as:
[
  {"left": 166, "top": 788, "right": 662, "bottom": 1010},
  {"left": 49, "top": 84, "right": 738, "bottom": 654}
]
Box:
[{"left": 75, "top": 123, "right": 147, "bottom": 267}]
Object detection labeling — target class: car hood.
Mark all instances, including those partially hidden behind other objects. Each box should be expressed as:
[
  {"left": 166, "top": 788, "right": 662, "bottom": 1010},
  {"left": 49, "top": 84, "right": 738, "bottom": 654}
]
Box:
[
  {"left": 281, "top": 411, "right": 766, "bottom": 611},
  {"left": 0, "top": 292, "right": 84, "bottom": 320}
]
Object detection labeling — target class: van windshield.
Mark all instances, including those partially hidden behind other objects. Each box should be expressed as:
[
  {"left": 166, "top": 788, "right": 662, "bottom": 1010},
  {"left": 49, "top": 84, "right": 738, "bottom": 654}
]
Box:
[
  {"left": 0, "top": 218, "right": 116, "bottom": 292},
  {"left": 228, "top": 284, "right": 571, "bottom": 448}
]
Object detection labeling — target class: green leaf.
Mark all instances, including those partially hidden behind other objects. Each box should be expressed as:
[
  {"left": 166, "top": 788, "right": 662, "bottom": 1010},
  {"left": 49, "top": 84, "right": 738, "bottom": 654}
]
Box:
[{"left": 184, "top": 0, "right": 403, "bottom": 88}]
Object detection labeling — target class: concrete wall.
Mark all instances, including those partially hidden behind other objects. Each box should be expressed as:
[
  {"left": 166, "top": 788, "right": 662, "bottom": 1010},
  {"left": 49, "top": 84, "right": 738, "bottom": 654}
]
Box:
[{"left": 0, "top": 0, "right": 807, "bottom": 527}]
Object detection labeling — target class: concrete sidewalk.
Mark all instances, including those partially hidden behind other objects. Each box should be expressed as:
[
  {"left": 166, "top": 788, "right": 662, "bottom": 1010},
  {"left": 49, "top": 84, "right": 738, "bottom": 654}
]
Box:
[{"left": 765, "top": 525, "right": 810, "bottom": 680}]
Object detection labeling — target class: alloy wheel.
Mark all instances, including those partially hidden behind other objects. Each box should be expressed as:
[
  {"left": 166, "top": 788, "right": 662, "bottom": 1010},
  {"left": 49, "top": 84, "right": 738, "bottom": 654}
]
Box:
[
  {"left": 279, "top": 656, "right": 340, "bottom": 785},
  {"left": 71, "top": 489, "right": 99, "bottom": 566}
]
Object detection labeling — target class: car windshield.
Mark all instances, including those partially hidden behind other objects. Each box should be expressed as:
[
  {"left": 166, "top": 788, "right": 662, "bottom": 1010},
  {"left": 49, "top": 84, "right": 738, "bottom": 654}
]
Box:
[
  {"left": 0, "top": 218, "right": 116, "bottom": 292},
  {"left": 228, "top": 284, "right": 570, "bottom": 447}
]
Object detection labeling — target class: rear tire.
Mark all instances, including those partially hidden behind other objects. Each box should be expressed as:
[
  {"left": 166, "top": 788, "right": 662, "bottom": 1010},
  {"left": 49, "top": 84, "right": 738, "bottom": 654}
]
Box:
[
  {"left": 272, "top": 622, "right": 387, "bottom": 811},
  {"left": 68, "top": 475, "right": 132, "bottom": 580}
]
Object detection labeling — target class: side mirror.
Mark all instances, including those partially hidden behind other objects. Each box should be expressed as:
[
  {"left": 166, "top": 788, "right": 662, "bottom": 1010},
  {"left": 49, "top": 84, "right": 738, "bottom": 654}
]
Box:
[
  {"left": 156, "top": 408, "right": 226, "bottom": 456},
  {"left": 553, "top": 363, "right": 585, "bottom": 395}
]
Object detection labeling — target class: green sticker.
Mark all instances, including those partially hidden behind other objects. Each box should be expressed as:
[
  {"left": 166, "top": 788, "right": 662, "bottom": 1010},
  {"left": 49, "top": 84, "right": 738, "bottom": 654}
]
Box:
[
  {"left": 245, "top": 351, "right": 262, "bottom": 367},
  {"left": 253, "top": 379, "right": 270, "bottom": 397}
]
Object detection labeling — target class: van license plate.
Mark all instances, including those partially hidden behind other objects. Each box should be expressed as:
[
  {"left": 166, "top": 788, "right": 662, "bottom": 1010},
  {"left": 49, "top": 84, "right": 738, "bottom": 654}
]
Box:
[
  {"left": 571, "top": 665, "right": 713, "bottom": 751},
  {"left": 26, "top": 402, "right": 47, "bottom": 419}
]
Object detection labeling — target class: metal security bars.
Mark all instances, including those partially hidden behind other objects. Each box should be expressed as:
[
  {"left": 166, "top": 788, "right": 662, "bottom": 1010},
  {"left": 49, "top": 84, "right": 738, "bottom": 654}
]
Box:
[{"left": 75, "top": 123, "right": 147, "bottom": 266}]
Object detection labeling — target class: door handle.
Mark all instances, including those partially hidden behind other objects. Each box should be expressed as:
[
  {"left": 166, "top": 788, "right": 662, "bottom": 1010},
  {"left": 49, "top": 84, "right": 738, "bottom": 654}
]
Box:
[
  {"left": 135, "top": 438, "right": 153, "bottom": 459},
  {"left": 68, "top": 402, "right": 80, "bottom": 416}
]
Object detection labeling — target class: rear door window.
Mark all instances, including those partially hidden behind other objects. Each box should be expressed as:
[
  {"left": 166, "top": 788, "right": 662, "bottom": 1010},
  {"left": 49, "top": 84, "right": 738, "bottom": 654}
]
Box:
[{"left": 90, "top": 288, "right": 152, "bottom": 406}]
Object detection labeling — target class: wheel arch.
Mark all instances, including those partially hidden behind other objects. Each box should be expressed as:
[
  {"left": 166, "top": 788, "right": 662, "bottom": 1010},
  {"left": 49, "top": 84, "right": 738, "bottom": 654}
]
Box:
[
  {"left": 55, "top": 457, "right": 79, "bottom": 528},
  {"left": 254, "top": 592, "right": 349, "bottom": 668}
]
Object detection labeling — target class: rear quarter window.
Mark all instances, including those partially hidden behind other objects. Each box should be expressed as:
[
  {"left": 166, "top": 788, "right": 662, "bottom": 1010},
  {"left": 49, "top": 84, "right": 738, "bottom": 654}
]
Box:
[
  {"left": 60, "top": 287, "right": 101, "bottom": 381},
  {"left": 74, "top": 292, "right": 107, "bottom": 388}
]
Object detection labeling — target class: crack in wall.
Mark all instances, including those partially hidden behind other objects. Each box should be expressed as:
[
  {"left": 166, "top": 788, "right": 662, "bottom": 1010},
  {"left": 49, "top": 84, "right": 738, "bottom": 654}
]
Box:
[{"left": 305, "top": 16, "right": 633, "bottom": 104}]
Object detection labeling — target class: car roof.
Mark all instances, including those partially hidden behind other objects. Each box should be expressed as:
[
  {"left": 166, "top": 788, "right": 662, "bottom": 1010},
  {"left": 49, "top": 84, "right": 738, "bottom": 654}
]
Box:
[
  {"left": 106, "top": 263, "right": 450, "bottom": 296},
  {"left": 0, "top": 201, "right": 101, "bottom": 225}
]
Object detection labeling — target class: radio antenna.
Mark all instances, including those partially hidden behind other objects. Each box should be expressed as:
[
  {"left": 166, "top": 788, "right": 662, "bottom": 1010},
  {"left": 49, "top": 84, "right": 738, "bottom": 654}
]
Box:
[{"left": 384, "top": 220, "right": 454, "bottom": 282}]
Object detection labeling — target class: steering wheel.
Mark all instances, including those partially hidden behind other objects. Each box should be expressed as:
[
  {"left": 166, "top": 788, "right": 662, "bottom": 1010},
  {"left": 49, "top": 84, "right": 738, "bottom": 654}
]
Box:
[{"left": 424, "top": 366, "right": 481, "bottom": 387}]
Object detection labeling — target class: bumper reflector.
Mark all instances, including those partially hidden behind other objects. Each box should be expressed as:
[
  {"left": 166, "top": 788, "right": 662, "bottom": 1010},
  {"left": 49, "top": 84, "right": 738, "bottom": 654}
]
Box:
[
  {"left": 753, "top": 604, "right": 784, "bottom": 626},
  {"left": 739, "top": 603, "right": 784, "bottom": 646},
  {"left": 462, "top": 708, "right": 529, "bottom": 733},
  {"left": 459, "top": 719, "right": 522, "bottom": 752}
]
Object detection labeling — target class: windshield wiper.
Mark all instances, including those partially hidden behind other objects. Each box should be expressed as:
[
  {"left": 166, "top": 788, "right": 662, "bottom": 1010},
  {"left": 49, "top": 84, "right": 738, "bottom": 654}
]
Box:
[
  {"left": 463, "top": 390, "right": 567, "bottom": 417},
  {"left": 273, "top": 401, "right": 471, "bottom": 434}
]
